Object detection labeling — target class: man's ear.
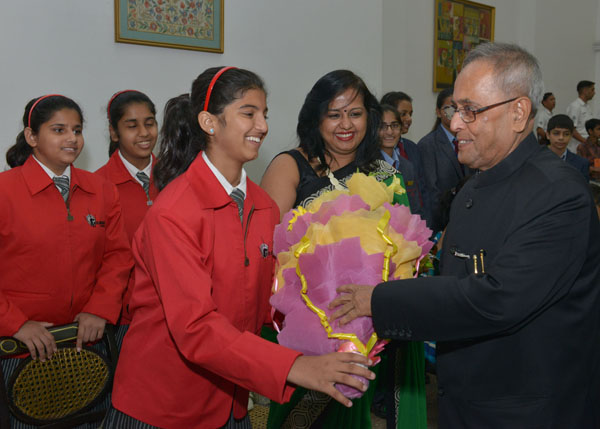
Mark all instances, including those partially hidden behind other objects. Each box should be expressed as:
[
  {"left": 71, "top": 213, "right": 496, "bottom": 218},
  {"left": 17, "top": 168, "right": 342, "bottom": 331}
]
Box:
[
  {"left": 197, "top": 111, "right": 215, "bottom": 135},
  {"left": 23, "top": 127, "right": 37, "bottom": 148},
  {"left": 512, "top": 97, "right": 532, "bottom": 133},
  {"left": 109, "top": 125, "right": 119, "bottom": 143}
]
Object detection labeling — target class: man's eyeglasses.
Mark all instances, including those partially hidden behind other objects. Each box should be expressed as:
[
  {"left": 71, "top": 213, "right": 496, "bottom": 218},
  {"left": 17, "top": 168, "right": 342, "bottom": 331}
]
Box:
[
  {"left": 380, "top": 122, "right": 401, "bottom": 131},
  {"left": 446, "top": 97, "right": 519, "bottom": 123}
]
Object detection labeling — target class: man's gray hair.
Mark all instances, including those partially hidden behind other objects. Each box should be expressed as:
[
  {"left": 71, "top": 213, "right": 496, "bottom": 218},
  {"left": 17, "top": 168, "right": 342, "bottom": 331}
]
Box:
[{"left": 463, "top": 42, "right": 543, "bottom": 118}]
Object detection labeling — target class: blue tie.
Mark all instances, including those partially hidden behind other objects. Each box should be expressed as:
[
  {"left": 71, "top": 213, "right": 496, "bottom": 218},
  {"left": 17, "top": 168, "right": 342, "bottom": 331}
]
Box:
[
  {"left": 53, "top": 175, "right": 69, "bottom": 202},
  {"left": 136, "top": 171, "right": 150, "bottom": 198},
  {"left": 230, "top": 188, "right": 245, "bottom": 222}
]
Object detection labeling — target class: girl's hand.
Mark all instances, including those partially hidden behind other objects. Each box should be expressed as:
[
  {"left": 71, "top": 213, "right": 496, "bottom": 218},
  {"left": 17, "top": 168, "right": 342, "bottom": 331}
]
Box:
[
  {"left": 13, "top": 320, "right": 56, "bottom": 361},
  {"left": 73, "top": 313, "right": 106, "bottom": 352},
  {"left": 286, "top": 352, "right": 375, "bottom": 407}
]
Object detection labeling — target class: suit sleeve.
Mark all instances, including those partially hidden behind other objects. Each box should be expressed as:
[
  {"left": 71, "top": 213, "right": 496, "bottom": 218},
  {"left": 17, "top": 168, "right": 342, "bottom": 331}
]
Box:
[
  {"left": 372, "top": 179, "right": 592, "bottom": 342},
  {"left": 137, "top": 208, "right": 300, "bottom": 403},
  {"left": 417, "top": 138, "right": 442, "bottom": 228},
  {"left": 82, "top": 182, "right": 133, "bottom": 323}
]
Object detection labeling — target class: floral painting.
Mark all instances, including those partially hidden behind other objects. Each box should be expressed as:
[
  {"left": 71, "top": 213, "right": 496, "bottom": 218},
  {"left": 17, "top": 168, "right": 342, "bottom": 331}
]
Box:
[
  {"left": 115, "top": 0, "right": 224, "bottom": 53},
  {"left": 434, "top": 0, "right": 494, "bottom": 91}
]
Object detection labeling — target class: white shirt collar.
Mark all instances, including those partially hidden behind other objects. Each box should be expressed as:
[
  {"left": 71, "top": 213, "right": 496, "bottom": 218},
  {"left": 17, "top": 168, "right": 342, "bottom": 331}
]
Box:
[
  {"left": 32, "top": 155, "right": 71, "bottom": 181},
  {"left": 202, "top": 151, "right": 247, "bottom": 198},
  {"left": 118, "top": 150, "right": 153, "bottom": 186}
]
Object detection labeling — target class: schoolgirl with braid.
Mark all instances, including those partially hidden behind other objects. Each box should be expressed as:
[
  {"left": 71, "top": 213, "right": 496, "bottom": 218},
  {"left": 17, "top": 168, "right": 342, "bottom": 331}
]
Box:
[{"left": 0, "top": 95, "right": 132, "bottom": 429}]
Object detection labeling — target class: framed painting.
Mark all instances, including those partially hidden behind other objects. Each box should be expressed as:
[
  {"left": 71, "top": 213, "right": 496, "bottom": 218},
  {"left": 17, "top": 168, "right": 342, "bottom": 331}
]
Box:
[
  {"left": 115, "top": 0, "right": 224, "bottom": 53},
  {"left": 434, "top": 0, "right": 494, "bottom": 91}
]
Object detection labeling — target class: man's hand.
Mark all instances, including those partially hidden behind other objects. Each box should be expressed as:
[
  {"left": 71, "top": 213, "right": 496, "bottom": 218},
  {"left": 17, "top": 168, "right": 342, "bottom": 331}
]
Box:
[
  {"left": 73, "top": 313, "right": 106, "bottom": 352},
  {"left": 286, "top": 352, "right": 375, "bottom": 407},
  {"left": 13, "top": 320, "right": 56, "bottom": 361},
  {"left": 329, "top": 284, "right": 375, "bottom": 325}
]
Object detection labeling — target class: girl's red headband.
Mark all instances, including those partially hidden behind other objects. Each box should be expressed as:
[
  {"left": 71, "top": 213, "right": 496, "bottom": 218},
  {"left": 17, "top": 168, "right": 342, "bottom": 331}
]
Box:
[
  {"left": 107, "top": 90, "right": 139, "bottom": 119},
  {"left": 203, "top": 66, "right": 238, "bottom": 112},
  {"left": 27, "top": 94, "right": 63, "bottom": 128}
]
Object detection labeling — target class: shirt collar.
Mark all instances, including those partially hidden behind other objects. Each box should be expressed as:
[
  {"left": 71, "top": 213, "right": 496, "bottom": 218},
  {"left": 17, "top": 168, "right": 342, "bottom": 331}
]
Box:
[
  {"left": 201, "top": 151, "right": 247, "bottom": 197},
  {"left": 118, "top": 150, "right": 153, "bottom": 183},
  {"left": 559, "top": 149, "right": 568, "bottom": 161},
  {"left": 439, "top": 124, "right": 455, "bottom": 146},
  {"left": 32, "top": 155, "right": 71, "bottom": 181},
  {"left": 380, "top": 148, "right": 400, "bottom": 166}
]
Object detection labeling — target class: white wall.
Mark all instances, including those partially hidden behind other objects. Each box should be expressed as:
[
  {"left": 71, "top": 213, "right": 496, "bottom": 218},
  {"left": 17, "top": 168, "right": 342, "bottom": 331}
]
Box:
[
  {"left": 1, "top": 0, "right": 599, "bottom": 180},
  {"left": 382, "top": 0, "right": 598, "bottom": 144},
  {"left": 0, "top": 0, "right": 383, "bottom": 180}
]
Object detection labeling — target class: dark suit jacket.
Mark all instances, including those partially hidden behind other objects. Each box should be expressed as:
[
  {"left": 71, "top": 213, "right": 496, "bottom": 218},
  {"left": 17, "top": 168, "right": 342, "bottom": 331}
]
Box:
[
  {"left": 565, "top": 149, "right": 591, "bottom": 182},
  {"left": 373, "top": 134, "right": 600, "bottom": 428},
  {"left": 399, "top": 138, "right": 432, "bottom": 227},
  {"left": 418, "top": 125, "right": 473, "bottom": 232}
]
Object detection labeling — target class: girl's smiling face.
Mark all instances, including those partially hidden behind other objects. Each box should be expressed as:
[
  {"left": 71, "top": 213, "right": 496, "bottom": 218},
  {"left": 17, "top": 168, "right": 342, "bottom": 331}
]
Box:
[
  {"left": 26, "top": 108, "right": 84, "bottom": 175},
  {"left": 110, "top": 102, "right": 158, "bottom": 170}
]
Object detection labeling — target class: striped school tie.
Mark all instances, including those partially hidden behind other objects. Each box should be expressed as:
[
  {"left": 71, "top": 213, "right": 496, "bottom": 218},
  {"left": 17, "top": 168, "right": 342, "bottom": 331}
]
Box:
[
  {"left": 136, "top": 172, "right": 150, "bottom": 198},
  {"left": 53, "top": 175, "right": 69, "bottom": 202},
  {"left": 230, "top": 188, "right": 245, "bottom": 222}
]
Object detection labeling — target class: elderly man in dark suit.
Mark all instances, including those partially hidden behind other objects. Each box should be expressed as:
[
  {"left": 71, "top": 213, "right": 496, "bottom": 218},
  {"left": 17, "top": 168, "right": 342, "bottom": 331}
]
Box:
[{"left": 331, "top": 42, "right": 600, "bottom": 428}]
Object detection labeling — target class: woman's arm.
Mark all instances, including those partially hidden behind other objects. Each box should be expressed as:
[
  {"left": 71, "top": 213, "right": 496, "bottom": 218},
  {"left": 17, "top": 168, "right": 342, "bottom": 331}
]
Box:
[{"left": 260, "top": 153, "right": 301, "bottom": 219}]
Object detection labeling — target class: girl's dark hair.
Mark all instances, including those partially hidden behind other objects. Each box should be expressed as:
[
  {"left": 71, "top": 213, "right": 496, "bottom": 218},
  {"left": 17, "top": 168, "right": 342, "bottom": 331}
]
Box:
[
  {"left": 297, "top": 70, "right": 381, "bottom": 173},
  {"left": 432, "top": 86, "right": 454, "bottom": 132},
  {"left": 153, "top": 67, "right": 265, "bottom": 191},
  {"left": 380, "top": 104, "right": 402, "bottom": 124},
  {"left": 107, "top": 90, "right": 156, "bottom": 157},
  {"left": 7, "top": 95, "right": 83, "bottom": 168}
]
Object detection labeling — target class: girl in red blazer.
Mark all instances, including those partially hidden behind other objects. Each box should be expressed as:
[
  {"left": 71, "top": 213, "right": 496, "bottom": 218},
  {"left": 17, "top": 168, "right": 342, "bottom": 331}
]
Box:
[
  {"left": 0, "top": 95, "right": 132, "bottom": 428},
  {"left": 104, "top": 67, "right": 375, "bottom": 429},
  {"left": 95, "top": 90, "right": 159, "bottom": 326}
]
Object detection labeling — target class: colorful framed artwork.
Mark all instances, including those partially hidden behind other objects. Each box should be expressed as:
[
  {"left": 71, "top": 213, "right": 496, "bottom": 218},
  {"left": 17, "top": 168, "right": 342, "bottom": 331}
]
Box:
[
  {"left": 434, "top": 0, "right": 494, "bottom": 91},
  {"left": 115, "top": 0, "right": 224, "bottom": 53}
]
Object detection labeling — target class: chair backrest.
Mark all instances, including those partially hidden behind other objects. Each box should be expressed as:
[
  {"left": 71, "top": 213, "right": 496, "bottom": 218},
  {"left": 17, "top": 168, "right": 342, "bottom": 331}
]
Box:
[{"left": 0, "top": 323, "right": 118, "bottom": 428}]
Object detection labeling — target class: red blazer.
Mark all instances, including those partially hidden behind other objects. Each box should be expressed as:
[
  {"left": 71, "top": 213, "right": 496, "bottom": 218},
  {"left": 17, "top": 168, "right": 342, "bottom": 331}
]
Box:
[
  {"left": 95, "top": 152, "right": 159, "bottom": 323},
  {"left": 112, "top": 153, "right": 301, "bottom": 428},
  {"left": 0, "top": 156, "right": 132, "bottom": 336}
]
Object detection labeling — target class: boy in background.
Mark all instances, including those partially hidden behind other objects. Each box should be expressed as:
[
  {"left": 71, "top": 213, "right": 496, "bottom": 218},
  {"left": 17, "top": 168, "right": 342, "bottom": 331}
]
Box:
[{"left": 547, "top": 114, "right": 590, "bottom": 181}]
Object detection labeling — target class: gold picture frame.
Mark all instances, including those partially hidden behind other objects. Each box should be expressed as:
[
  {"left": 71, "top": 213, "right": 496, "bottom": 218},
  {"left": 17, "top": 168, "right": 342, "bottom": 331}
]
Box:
[
  {"left": 434, "top": 0, "right": 494, "bottom": 91},
  {"left": 115, "top": 0, "right": 224, "bottom": 53}
]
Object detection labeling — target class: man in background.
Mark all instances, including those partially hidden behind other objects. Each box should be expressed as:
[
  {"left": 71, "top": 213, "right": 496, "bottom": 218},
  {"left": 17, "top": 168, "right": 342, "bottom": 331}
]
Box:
[
  {"left": 566, "top": 80, "right": 595, "bottom": 152},
  {"left": 534, "top": 91, "right": 555, "bottom": 144}
]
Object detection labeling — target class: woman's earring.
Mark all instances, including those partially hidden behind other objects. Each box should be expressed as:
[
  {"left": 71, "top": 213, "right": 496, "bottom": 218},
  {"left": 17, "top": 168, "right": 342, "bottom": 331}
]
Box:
[{"left": 209, "top": 128, "right": 214, "bottom": 134}]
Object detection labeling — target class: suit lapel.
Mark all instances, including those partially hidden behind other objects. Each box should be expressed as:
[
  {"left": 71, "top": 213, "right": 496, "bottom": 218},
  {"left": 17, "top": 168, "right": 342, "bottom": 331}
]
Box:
[{"left": 436, "top": 127, "right": 464, "bottom": 178}]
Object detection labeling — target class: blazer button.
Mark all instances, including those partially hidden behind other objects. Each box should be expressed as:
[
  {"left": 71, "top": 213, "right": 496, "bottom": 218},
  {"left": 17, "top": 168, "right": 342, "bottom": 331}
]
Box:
[
  {"left": 438, "top": 388, "right": 444, "bottom": 396},
  {"left": 465, "top": 199, "right": 473, "bottom": 208}
]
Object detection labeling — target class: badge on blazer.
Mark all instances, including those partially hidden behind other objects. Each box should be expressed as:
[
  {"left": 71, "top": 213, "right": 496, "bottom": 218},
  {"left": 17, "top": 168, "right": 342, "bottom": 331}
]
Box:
[
  {"left": 85, "top": 213, "right": 105, "bottom": 228},
  {"left": 260, "top": 243, "right": 270, "bottom": 258}
]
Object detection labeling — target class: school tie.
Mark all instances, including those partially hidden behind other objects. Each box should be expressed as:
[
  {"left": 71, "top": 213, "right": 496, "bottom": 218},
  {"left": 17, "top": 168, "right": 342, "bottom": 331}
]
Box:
[
  {"left": 53, "top": 175, "right": 69, "bottom": 202},
  {"left": 136, "top": 171, "right": 150, "bottom": 198},
  {"left": 230, "top": 188, "right": 245, "bottom": 222},
  {"left": 397, "top": 140, "right": 409, "bottom": 160},
  {"left": 452, "top": 138, "right": 459, "bottom": 155}
]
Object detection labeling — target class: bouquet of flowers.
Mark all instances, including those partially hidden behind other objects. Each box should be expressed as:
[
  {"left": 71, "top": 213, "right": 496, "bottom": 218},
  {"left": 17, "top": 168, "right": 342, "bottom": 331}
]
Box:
[{"left": 270, "top": 172, "right": 432, "bottom": 398}]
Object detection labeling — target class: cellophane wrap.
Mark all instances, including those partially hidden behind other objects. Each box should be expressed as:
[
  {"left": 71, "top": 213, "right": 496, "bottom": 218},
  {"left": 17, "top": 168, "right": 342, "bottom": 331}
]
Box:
[{"left": 270, "top": 173, "right": 432, "bottom": 398}]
